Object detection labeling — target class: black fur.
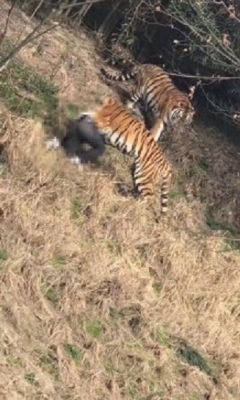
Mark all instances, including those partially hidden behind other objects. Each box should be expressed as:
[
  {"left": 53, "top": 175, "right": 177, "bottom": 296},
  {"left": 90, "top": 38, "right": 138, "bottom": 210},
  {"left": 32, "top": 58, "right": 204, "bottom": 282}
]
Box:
[{"left": 61, "top": 115, "right": 106, "bottom": 164}]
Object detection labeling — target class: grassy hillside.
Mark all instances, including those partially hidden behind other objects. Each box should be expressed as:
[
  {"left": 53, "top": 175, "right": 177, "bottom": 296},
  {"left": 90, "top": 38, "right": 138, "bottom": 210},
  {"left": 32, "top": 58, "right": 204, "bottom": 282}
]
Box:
[{"left": 1, "top": 2, "right": 240, "bottom": 399}]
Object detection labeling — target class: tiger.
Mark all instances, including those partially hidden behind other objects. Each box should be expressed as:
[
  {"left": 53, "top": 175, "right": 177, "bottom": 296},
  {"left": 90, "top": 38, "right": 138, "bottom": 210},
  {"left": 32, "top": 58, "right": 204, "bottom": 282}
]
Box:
[
  {"left": 46, "top": 97, "right": 172, "bottom": 214},
  {"left": 100, "top": 63, "right": 195, "bottom": 142}
]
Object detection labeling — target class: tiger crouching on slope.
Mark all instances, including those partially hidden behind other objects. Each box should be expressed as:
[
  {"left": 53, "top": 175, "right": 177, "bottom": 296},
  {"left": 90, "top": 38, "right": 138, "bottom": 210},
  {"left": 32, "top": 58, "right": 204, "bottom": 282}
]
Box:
[
  {"left": 100, "top": 63, "right": 195, "bottom": 142},
  {"left": 46, "top": 97, "right": 172, "bottom": 215}
]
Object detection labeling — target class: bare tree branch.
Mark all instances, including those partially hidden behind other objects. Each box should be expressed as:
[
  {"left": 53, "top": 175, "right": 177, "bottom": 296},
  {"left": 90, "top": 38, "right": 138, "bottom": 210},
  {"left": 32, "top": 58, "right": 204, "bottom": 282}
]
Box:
[
  {"left": 0, "top": 15, "right": 58, "bottom": 73},
  {"left": 167, "top": 71, "right": 240, "bottom": 81},
  {"left": 59, "top": 0, "right": 104, "bottom": 10},
  {"left": 0, "top": 0, "right": 18, "bottom": 48},
  {"left": 213, "top": 0, "right": 240, "bottom": 24}
]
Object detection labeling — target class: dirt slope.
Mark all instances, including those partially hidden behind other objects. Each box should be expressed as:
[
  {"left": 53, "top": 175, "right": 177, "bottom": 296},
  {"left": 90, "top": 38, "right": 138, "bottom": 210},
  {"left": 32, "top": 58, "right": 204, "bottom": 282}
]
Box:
[{"left": 1, "top": 2, "right": 240, "bottom": 400}]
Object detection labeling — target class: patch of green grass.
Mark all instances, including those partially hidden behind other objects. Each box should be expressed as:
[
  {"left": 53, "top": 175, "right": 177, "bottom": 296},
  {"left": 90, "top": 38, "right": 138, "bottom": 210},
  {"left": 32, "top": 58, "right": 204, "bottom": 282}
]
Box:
[
  {"left": 206, "top": 213, "right": 240, "bottom": 251},
  {"left": 51, "top": 255, "right": 67, "bottom": 268},
  {"left": 124, "top": 377, "right": 161, "bottom": 399},
  {"left": 168, "top": 188, "right": 189, "bottom": 207},
  {"left": 0, "top": 249, "right": 8, "bottom": 261},
  {"left": 40, "top": 279, "right": 58, "bottom": 303},
  {"left": 225, "top": 237, "right": 240, "bottom": 252},
  {"left": 152, "top": 281, "right": 162, "bottom": 295},
  {"left": 24, "top": 372, "right": 36, "bottom": 384},
  {"left": 65, "top": 103, "right": 80, "bottom": 119},
  {"left": 146, "top": 380, "right": 161, "bottom": 394},
  {"left": 206, "top": 216, "right": 234, "bottom": 232},
  {"left": 188, "top": 395, "right": 202, "bottom": 400},
  {"left": 169, "top": 189, "right": 186, "bottom": 200},
  {"left": 220, "top": 241, "right": 233, "bottom": 252},
  {"left": 44, "top": 286, "right": 58, "bottom": 303},
  {"left": 36, "top": 349, "right": 59, "bottom": 380},
  {"left": 176, "top": 343, "right": 212, "bottom": 376},
  {"left": 39, "top": 353, "right": 54, "bottom": 366},
  {"left": 105, "top": 360, "right": 117, "bottom": 375},
  {"left": 64, "top": 344, "right": 83, "bottom": 362},
  {"left": 220, "top": 239, "right": 240, "bottom": 253},
  {"left": 71, "top": 197, "right": 82, "bottom": 219},
  {"left": 117, "top": 305, "right": 141, "bottom": 319},
  {"left": 7, "top": 355, "right": 23, "bottom": 367},
  {"left": 126, "top": 384, "right": 138, "bottom": 399},
  {"left": 109, "top": 307, "right": 119, "bottom": 319},
  {"left": 85, "top": 319, "right": 103, "bottom": 339},
  {"left": 154, "top": 329, "right": 169, "bottom": 347},
  {"left": 108, "top": 306, "right": 142, "bottom": 334},
  {"left": 233, "top": 393, "right": 240, "bottom": 400},
  {"left": 0, "top": 61, "right": 59, "bottom": 128},
  {"left": 0, "top": 153, "right": 6, "bottom": 165},
  {"left": 198, "top": 158, "right": 211, "bottom": 172},
  {"left": 187, "top": 167, "right": 197, "bottom": 178},
  {"left": 106, "top": 240, "right": 121, "bottom": 255}
]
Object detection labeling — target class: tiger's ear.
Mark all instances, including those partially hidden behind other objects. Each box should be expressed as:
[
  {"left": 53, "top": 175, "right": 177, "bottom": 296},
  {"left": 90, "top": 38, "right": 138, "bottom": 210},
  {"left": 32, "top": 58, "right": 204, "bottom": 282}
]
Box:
[{"left": 177, "top": 99, "right": 188, "bottom": 108}]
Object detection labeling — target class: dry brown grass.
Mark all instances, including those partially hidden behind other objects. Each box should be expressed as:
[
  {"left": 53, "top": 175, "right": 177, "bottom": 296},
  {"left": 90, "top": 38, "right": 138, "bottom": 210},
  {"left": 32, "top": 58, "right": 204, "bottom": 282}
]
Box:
[{"left": 1, "top": 3, "right": 240, "bottom": 400}]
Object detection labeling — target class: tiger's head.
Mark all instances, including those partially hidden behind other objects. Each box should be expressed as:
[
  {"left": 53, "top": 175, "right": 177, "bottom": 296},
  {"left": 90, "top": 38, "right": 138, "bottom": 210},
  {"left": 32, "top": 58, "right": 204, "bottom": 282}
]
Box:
[{"left": 169, "top": 99, "right": 195, "bottom": 131}]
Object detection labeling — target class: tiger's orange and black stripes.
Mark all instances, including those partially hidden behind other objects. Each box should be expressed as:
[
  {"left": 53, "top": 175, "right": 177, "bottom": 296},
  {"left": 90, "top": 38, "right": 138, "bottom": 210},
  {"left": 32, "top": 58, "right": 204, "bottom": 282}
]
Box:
[
  {"left": 86, "top": 97, "right": 172, "bottom": 213},
  {"left": 101, "top": 63, "right": 195, "bottom": 142}
]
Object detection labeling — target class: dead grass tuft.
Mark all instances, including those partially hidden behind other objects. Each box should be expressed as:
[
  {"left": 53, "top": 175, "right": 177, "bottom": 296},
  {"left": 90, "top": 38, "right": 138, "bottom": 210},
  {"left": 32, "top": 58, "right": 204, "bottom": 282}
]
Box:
[{"left": 0, "top": 3, "right": 240, "bottom": 399}]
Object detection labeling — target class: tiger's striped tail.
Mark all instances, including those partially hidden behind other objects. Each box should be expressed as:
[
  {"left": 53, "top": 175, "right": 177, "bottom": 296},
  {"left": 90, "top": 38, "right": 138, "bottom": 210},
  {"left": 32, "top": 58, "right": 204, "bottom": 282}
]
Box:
[
  {"left": 100, "top": 67, "right": 136, "bottom": 82},
  {"left": 160, "top": 171, "right": 172, "bottom": 214}
]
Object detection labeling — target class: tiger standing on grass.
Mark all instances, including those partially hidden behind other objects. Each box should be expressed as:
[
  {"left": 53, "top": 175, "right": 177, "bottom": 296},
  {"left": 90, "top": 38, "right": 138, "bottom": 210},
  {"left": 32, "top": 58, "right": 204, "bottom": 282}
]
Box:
[
  {"left": 101, "top": 63, "right": 195, "bottom": 142},
  {"left": 46, "top": 97, "right": 172, "bottom": 216}
]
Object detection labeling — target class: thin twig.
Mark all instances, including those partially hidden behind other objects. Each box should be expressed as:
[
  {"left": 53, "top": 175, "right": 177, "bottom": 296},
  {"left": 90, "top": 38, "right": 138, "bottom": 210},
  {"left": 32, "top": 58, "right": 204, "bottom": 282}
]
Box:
[
  {"left": 0, "top": 22, "right": 58, "bottom": 73},
  {"left": 166, "top": 71, "right": 240, "bottom": 81},
  {"left": 0, "top": 0, "right": 18, "bottom": 47},
  {"left": 213, "top": 0, "right": 240, "bottom": 24},
  {"left": 59, "top": 0, "right": 104, "bottom": 10}
]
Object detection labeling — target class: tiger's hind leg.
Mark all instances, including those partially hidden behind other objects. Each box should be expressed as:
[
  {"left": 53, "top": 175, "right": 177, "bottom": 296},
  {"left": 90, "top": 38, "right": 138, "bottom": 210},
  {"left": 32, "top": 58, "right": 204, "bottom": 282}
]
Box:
[
  {"left": 131, "top": 161, "right": 155, "bottom": 206},
  {"left": 150, "top": 118, "right": 165, "bottom": 143},
  {"left": 132, "top": 160, "right": 171, "bottom": 220},
  {"left": 125, "top": 87, "right": 145, "bottom": 121}
]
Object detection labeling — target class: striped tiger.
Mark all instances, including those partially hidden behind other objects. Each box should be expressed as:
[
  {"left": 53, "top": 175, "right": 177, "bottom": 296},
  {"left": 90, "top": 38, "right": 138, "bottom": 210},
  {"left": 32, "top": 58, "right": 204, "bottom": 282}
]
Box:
[
  {"left": 100, "top": 63, "right": 195, "bottom": 142},
  {"left": 46, "top": 97, "right": 172, "bottom": 214}
]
